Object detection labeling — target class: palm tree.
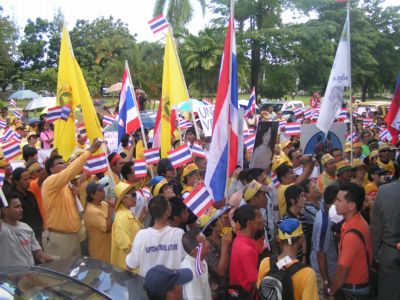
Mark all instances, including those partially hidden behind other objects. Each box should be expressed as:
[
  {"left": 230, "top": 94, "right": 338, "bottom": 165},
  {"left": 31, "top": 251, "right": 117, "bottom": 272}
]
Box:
[{"left": 153, "top": 0, "right": 206, "bottom": 33}]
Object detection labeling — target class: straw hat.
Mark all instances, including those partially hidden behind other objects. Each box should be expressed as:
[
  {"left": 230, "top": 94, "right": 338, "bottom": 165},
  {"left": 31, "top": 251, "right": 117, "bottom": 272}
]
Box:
[
  {"left": 336, "top": 160, "right": 352, "bottom": 175},
  {"left": 351, "top": 159, "right": 365, "bottom": 169},
  {"left": 321, "top": 154, "right": 334, "bottom": 166},
  {"left": 114, "top": 182, "right": 135, "bottom": 208}
]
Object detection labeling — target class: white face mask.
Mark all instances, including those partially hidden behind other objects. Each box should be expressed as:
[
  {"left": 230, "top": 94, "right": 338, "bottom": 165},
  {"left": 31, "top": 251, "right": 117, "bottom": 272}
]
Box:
[{"left": 329, "top": 204, "right": 344, "bottom": 224}]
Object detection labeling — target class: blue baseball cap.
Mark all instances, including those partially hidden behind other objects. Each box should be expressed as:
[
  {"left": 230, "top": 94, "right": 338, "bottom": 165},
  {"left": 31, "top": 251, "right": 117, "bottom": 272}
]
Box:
[{"left": 144, "top": 265, "right": 193, "bottom": 294}]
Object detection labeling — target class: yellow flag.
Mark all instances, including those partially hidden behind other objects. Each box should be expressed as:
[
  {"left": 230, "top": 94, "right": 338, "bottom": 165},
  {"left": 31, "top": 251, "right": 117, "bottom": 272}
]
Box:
[
  {"left": 160, "top": 29, "right": 189, "bottom": 157},
  {"left": 55, "top": 26, "right": 103, "bottom": 160}
]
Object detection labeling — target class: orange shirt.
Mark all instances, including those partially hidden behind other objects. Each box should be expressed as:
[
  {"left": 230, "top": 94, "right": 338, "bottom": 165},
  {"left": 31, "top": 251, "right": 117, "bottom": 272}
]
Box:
[
  {"left": 29, "top": 179, "right": 45, "bottom": 227},
  {"left": 338, "top": 213, "right": 372, "bottom": 284}
]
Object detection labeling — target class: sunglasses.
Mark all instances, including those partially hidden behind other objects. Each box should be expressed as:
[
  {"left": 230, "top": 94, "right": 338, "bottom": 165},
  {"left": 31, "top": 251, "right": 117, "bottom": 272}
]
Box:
[{"left": 380, "top": 149, "right": 389, "bottom": 153}]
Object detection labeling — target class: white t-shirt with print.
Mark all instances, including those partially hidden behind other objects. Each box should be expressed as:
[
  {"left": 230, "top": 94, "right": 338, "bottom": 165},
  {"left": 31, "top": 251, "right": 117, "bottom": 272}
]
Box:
[{"left": 125, "top": 225, "right": 185, "bottom": 277}]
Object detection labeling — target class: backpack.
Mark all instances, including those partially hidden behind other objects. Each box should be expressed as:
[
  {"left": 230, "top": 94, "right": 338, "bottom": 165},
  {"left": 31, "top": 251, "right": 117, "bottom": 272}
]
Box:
[{"left": 259, "top": 256, "right": 305, "bottom": 300}]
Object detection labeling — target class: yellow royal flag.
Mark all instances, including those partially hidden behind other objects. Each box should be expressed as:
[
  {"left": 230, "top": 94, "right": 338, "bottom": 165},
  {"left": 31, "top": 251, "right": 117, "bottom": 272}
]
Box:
[
  {"left": 160, "top": 29, "right": 189, "bottom": 157},
  {"left": 55, "top": 26, "right": 104, "bottom": 160}
]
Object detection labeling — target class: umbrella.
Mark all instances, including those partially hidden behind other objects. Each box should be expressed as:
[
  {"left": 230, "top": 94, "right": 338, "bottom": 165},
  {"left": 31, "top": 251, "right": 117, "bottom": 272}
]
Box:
[
  {"left": 8, "top": 90, "right": 42, "bottom": 100},
  {"left": 26, "top": 97, "right": 56, "bottom": 110},
  {"left": 177, "top": 98, "right": 207, "bottom": 112},
  {"left": 105, "top": 82, "right": 122, "bottom": 93}
]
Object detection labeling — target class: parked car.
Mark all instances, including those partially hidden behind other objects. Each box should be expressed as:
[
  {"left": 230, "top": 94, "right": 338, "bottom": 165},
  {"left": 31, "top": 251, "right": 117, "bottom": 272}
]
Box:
[
  {"left": 352, "top": 101, "right": 390, "bottom": 117},
  {"left": 259, "top": 100, "right": 305, "bottom": 112},
  {"left": 0, "top": 256, "right": 149, "bottom": 300}
]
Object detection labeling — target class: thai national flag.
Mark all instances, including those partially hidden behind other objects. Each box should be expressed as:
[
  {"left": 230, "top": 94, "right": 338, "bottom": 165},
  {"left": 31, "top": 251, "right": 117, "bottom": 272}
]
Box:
[
  {"left": 13, "top": 111, "right": 22, "bottom": 119},
  {"left": 9, "top": 99, "right": 16, "bottom": 107},
  {"left": 46, "top": 106, "right": 62, "bottom": 123},
  {"left": 102, "top": 114, "right": 115, "bottom": 126},
  {"left": 362, "top": 118, "right": 373, "bottom": 127},
  {"left": 0, "top": 120, "right": 6, "bottom": 129},
  {"left": 168, "top": 144, "right": 193, "bottom": 168},
  {"left": 117, "top": 64, "right": 141, "bottom": 144},
  {"left": 312, "top": 108, "right": 320, "bottom": 118},
  {"left": 244, "top": 134, "right": 255, "bottom": 151},
  {"left": 179, "top": 118, "right": 193, "bottom": 129},
  {"left": 244, "top": 87, "right": 256, "bottom": 118},
  {"left": 144, "top": 148, "right": 160, "bottom": 165},
  {"left": 279, "top": 120, "right": 287, "bottom": 129},
  {"left": 134, "top": 159, "right": 147, "bottom": 178},
  {"left": 0, "top": 169, "right": 5, "bottom": 187},
  {"left": 83, "top": 153, "right": 108, "bottom": 174},
  {"left": 243, "top": 128, "right": 254, "bottom": 138},
  {"left": 202, "top": 98, "right": 212, "bottom": 105},
  {"left": 60, "top": 105, "right": 71, "bottom": 121},
  {"left": 285, "top": 123, "right": 301, "bottom": 136},
  {"left": 380, "top": 129, "right": 392, "bottom": 141},
  {"left": 338, "top": 108, "right": 348, "bottom": 119},
  {"left": 76, "top": 123, "right": 87, "bottom": 139},
  {"left": 1, "top": 140, "right": 21, "bottom": 160},
  {"left": 13, "top": 132, "right": 21, "bottom": 142},
  {"left": 191, "top": 144, "right": 207, "bottom": 158},
  {"left": 204, "top": 12, "right": 238, "bottom": 202},
  {"left": 346, "top": 132, "right": 357, "bottom": 142},
  {"left": 293, "top": 107, "right": 303, "bottom": 117},
  {"left": 183, "top": 182, "right": 215, "bottom": 218},
  {"left": 141, "top": 188, "right": 152, "bottom": 200},
  {"left": 1, "top": 127, "right": 15, "bottom": 142},
  {"left": 148, "top": 14, "right": 169, "bottom": 34},
  {"left": 271, "top": 173, "right": 280, "bottom": 188},
  {"left": 303, "top": 109, "right": 313, "bottom": 119}
]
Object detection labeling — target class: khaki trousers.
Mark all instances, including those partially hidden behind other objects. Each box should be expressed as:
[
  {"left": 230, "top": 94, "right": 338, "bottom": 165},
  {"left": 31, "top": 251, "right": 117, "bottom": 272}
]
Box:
[{"left": 42, "top": 230, "right": 81, "bottom": 259}]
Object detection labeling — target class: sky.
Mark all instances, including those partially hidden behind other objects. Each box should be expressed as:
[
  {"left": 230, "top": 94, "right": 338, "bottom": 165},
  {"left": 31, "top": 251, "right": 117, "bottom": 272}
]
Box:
[{"left": 2, "top": 0, "right": 399, "bottom": 42}]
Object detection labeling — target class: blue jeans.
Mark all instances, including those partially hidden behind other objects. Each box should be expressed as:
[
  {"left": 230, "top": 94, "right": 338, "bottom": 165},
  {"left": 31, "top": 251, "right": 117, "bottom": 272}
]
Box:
[{"left": 340, "top": 286, "right": 370, "bottom": 299}]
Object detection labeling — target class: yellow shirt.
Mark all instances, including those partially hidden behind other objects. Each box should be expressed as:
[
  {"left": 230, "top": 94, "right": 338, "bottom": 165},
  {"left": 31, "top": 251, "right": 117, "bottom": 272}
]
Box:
[
  {"left": 111, "top": 205, "right": 142, "bottom": 270},
  {"left": 42, "top": 151, "right": 90, "bottom": 233},
  {"left": 317, "top": 171, "right": 336, "bottom": 192},
  {"left": 257, "top": 257, "right": 318, "bottom": 300},
  {"left": 84, "top": 201, "right": 112, "bottom": 263},
  {"left": 135, "top": 140, "right": 144, "bottom": 160},
  {"left": 277, "top": 183, "right": 292, "bottom": 217}
]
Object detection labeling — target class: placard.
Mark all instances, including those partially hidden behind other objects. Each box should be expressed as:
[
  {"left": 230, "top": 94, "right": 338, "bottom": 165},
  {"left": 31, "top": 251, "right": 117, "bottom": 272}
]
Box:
[
  {"left": 300, "top": 123, "right": 346, "bottom": 156},
  {"left": 104, "top": 131, "right": 119, "bottom": 153},
  {"left": 249, "top": 121, "right": 279, "bottom": 170},
  {"left": 196, "top": 105, "right": 214, "bottom": 137}
]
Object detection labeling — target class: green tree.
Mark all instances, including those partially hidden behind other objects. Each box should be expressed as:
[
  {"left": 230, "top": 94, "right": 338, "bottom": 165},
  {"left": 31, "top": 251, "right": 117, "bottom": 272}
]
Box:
[
  {"left": 180, "top": 28, "right": 223, "bottom": 96},
  {"left": 0, "top": 7, "right": 19, "bottom": 92},
  {"left": 153, "top": 0, "right": 206, "bottom": 33},
  {"left": 69, "top": 17, "right": 138, "bottom": 94}
]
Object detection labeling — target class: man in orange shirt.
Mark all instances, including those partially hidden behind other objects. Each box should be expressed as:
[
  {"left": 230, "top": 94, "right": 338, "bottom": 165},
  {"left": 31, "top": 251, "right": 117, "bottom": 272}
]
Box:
[{"left": 328, "top": 182, "right": 372, "bottom": 299}]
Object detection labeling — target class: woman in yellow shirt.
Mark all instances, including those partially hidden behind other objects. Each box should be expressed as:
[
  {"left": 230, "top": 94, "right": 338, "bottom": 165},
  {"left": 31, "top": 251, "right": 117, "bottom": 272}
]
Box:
[
  {"left": 84, "top": 182, "right": 113, "bottom": 263},
  {"left": 111, "top": 182, "right": 147, "bottom": 270}
]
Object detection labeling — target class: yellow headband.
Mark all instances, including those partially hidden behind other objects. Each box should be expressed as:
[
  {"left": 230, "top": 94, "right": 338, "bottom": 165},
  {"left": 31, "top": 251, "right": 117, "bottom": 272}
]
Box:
[
  {"left": 278, "top": 223, "right": 303, "bottom": 244},
  {"left": 152, "top": 178, "right": 169, "bottom": 196}
]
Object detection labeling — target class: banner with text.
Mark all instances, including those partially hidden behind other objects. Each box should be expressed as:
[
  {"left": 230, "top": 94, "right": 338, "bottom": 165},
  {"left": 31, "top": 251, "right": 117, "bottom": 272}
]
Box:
[{"left": 196, "top": 105, "right": 214, "bottom": 137}]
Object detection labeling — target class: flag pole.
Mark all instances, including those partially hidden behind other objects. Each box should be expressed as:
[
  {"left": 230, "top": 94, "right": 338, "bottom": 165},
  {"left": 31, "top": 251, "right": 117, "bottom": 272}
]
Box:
[
  {"left": 224, "top": 0, "right": 234, "bottom": 200},
  {"left": 346, "top": 1, "right": 353, "bottom": 162},
  {"left": 125, "top": 60, "right": 155, "bottom": 178}
]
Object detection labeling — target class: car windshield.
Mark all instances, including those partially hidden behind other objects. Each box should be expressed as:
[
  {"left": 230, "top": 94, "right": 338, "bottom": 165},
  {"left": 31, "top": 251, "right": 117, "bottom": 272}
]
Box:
[
  {"left": 0, "top": 267, "right": 107, "bottom": 300},
  {"left": 259, "top": 103, "right": 283, "bottom": 112}
]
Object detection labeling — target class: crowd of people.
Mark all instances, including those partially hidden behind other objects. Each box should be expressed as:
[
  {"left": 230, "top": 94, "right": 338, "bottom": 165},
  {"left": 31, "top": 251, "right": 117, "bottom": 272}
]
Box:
[{"left": 0, "top": 101, "right": 399, "bottom": 300}]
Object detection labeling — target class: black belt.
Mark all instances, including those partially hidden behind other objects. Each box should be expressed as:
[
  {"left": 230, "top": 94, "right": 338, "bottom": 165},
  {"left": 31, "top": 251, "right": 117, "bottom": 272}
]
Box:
[{"left": 342, "top": 283, "right": 369, "bottom": 289}]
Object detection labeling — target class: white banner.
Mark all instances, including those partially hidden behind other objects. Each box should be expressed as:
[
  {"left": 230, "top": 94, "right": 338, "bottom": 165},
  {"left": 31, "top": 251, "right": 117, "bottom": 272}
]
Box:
[
  {"left": 196, "top": 105, "right": 214, "bottom": 137},
  {"left": 104, "top": 131, "right": 119, "bottom": 153},
  {"left": 317, "top": 13, "right": 351, "bottom": 134}
]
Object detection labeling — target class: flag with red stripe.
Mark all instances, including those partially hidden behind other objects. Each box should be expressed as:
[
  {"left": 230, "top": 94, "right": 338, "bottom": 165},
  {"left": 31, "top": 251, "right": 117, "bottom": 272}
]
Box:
[
  {"left": 168, "top": 144, "right": 193, "bottom": 168},
  {"left": 183, "top": 182, "right": 215, "bottom": 218}
]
